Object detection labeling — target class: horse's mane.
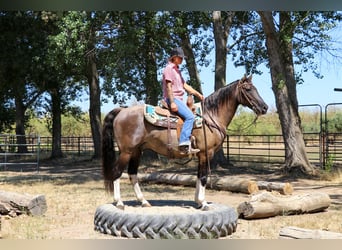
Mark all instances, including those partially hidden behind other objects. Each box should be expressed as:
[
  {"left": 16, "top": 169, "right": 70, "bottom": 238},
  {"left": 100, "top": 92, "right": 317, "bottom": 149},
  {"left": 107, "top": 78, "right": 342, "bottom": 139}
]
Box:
[{"left": 203, "top": 80, "right": 238, "bottom": 114}]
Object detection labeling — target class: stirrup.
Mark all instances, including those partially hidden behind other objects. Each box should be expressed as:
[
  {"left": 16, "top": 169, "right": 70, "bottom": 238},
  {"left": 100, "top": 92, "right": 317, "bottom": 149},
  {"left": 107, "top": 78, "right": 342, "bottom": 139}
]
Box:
[{"left": 179, "top": 145, "right": 200, "bottom": 155}]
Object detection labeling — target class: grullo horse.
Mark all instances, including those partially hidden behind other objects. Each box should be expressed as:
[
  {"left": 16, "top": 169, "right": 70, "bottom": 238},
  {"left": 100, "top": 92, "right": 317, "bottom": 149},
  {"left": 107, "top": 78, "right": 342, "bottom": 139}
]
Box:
[{"left": 102, "top": 75, "right": 268, "bottom": 210}]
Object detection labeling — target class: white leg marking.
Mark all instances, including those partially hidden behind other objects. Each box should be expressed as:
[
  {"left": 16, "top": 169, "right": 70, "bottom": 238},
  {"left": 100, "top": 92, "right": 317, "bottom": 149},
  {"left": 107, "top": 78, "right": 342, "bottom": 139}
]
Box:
[
  {"left": 195, "top": 178, "right": 206, "bottom": 207},
  {"left": 130, "top": 174, "right": 151, "bottom": 207},
  {"left": 113, "top": 179, "right": 124, "bottom": 208}
]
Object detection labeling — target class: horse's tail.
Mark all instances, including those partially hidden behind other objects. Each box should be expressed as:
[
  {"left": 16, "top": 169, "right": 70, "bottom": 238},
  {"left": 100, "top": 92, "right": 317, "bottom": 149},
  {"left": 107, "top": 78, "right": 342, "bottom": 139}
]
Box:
[{"left": 102, "top": 107, "right": 122, "bottom": 193}]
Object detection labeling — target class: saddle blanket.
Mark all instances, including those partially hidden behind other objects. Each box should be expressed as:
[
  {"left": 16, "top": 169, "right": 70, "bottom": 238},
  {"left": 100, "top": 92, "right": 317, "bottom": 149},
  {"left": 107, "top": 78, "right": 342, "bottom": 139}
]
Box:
[{"left": 144, "top": 103, "right": 203, "bottom": 129}]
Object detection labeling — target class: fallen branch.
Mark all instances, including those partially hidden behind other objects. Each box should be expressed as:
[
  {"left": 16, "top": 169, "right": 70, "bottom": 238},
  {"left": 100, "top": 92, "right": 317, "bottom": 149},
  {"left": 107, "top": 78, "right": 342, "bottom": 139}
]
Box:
[
  {"left": 279, "top": 226, "right": 342, "bottom": 239},
  {"left": 256, "top": 181, "right": 293, "bottom": 195},
  {"left": 237, "top": 191, "right": 331, "bottom": 219},
  {"left": 0, "top": 190, "right": 47, "bottom": 217},
  {"left": 122, "top": 172, "right": 259, "bottom": 194}
]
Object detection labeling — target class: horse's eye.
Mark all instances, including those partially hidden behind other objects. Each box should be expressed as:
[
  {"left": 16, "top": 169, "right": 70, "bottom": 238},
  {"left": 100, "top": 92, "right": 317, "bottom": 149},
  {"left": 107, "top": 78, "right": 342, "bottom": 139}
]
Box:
[{"left": 244, "top": 84, "right": 252, "bottom": 91}]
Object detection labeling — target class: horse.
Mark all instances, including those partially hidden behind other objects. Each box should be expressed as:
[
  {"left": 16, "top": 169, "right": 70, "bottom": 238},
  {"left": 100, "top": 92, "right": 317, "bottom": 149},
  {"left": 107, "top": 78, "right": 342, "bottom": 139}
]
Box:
[{"left": 102, "top": 74, "right": 268, "bottom": 210}]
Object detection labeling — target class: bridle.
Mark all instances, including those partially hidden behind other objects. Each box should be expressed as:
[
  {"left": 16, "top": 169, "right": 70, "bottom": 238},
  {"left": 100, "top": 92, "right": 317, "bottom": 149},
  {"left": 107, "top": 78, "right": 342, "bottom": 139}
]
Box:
[
  {"left": 224, "top": 80, "right": 260, "bottom": 133},
  {"left": 237, "top": 80, "right": 260, "bottom": 114}
]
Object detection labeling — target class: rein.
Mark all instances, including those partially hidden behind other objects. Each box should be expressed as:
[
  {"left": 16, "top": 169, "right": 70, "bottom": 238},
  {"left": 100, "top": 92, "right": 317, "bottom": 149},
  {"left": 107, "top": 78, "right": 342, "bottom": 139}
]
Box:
[
  {"left": 225, "top": 80, "right": 260, "bottom": 133},
  {"left": 226, "top": 115, "right": 259, "bottom": 133},
  {"left": 200, "top": 101, "right": 213, "bottom": 188}
]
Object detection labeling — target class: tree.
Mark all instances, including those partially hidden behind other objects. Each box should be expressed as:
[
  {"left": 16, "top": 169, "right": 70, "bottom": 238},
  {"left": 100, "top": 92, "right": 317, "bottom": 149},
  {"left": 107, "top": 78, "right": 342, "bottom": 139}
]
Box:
[
  {"left": 257, "top": 11, "right": 342, "bottom": 174},
  {"left": 211, "top": 11, "right": 236, "bottom": 167},
  {"left": 0, "top": 11, "right": 49, "bottom": 152},
  {"left": 40, "top": 11, "right": 87, "bottom": 158},
  {"left": 172, "top": 11, "right": 212, "bottom": 94},
  {"left": 102, "top": 11, "right": 166, "bottom": 106}
]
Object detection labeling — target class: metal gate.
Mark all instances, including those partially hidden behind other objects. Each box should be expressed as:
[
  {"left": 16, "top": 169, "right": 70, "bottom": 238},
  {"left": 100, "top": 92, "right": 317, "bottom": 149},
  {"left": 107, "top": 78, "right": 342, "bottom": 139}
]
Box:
[
  {"left": 0, "top": 134, "right": 40, "bottom": 172},
  {"left": 324, "top": 103, "right": 342, "bottom": 166},
  {"left": 226, "top": 103, "right": 342, "bottom": 168}
]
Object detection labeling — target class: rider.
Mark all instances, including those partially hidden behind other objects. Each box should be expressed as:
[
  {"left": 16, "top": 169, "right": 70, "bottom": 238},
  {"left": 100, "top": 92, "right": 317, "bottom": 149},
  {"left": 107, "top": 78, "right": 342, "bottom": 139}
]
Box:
[{"left": 162, "top": 47, "right": 204, "bottom": 154}]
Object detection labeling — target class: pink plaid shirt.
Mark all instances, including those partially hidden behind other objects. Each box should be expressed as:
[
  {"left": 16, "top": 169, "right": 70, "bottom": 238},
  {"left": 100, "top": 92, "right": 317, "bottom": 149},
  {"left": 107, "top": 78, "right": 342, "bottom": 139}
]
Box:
[{"left": 162, "top": 62, "right": 185, "bottom": 100}]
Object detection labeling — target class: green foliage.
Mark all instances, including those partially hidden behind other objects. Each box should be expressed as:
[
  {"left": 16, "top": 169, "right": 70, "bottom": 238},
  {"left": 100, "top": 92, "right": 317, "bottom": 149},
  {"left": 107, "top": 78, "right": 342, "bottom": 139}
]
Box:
[
  {"left": 228, "top": 107, "right": 281, "bottom": 135},
  {"left": 26, "top": 111, "right": 92, "bottom": 137},
  {"left": 325, "top": 108, "right": 342, "bottom": 133},
  {"left": 325, "top": 154, "right": 334, "bottom": 172}
]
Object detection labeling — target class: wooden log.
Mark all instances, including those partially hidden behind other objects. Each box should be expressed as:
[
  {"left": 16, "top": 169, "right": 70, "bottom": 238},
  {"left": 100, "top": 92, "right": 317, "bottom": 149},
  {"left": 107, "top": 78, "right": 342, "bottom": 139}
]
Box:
[
  {"left": 279, "top": 226, "right": 342, "bottom": 239},
  {"left": 0, "top": 190, "right": 47, "bottom": 217},
  {"left": 237, "top": 191, "right": 331, "bottom": 219},
  {"left": 257, "top": 181, "right": 293, "bottom": 195},
  {"left": 122, "top": 172, "right": 259, "bottom": 194}
]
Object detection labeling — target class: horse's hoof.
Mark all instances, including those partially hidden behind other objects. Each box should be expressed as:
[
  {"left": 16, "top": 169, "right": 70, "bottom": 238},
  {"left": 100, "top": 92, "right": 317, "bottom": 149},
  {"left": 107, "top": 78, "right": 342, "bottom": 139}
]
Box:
[
  {"left": 141, "top": 201, "right": 152, "bottom": 207},
  {"left": 201, "top": 205, "right": 210, "bottom": 211},
  {"left": 198, "top": 203, "right": 211, "bottom": 211},
  {"left": 115, "top": 204, "right": 125, "bottom": 210}
]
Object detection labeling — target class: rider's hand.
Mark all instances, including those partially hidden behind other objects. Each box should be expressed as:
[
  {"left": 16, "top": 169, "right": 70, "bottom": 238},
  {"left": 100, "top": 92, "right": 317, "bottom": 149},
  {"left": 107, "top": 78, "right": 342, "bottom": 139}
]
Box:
[
  {"left": 199, "top": 94, "right": 204, "bottom": 101},
  {"left": 170, "top": 102, "right": 178, "bottom": 112}
]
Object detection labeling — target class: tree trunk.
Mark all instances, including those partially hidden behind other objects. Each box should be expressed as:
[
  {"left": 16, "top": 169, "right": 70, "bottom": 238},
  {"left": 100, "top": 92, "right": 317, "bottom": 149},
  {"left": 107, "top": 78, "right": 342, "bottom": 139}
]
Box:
[
  {"left": 176, "top": 17, "right": 202, "bottom": 96},
  {"left": 143, "top": 12, "right": 160, "bottom": 106},
  {"left": 279, "top": 226, "right": 342, "bottom": 239},
  {"left": 211, "top": 11, "right": 235, "bottom": 167},
  {"left": 0, "top": 190, "right": 47, "bottom": 217},
  {"left": 258, "top": 11, "right": 316, "bottom": 175},
  {"left": 256, "top": 181, "right": 293, "bottom": 195},
  {"left": 125, "top": 172, "right": 259, "bottom": 194},
  {"left": 14, "top": 97, "right": 28, "bottom": 153},
  {"left": 50, "top": 87, "right": 63, "bottom": 158},
  {"left": 237, "top": 191, "right": 331, "bottom": 219},
  {"left": 213, "top": 11, "right": 228, "bottom": 90},
  {"left": 86, "top": 24, "right": 102, "bottom": 159}
]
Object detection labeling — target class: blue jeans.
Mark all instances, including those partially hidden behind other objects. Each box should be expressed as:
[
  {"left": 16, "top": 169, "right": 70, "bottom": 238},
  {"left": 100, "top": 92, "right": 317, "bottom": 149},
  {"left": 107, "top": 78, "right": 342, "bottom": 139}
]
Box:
[{"left": 166, "top": 98, "right": 195, "bottom": 145}]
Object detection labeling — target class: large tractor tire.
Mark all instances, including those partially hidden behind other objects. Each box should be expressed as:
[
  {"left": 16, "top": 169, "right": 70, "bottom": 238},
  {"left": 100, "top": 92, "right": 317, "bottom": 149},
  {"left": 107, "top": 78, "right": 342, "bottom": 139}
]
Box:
[{"left": 94, "top": 200, "right": 238, "bottom": 239}]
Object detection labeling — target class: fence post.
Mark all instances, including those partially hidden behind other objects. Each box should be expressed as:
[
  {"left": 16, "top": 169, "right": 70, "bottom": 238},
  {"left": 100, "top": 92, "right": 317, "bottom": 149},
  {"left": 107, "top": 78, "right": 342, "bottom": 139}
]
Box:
[
  {"left": 37, "top": 136, "right": 40, "bottom": 173},
  {"left": 78, "top": 137, "right": 81, "bottom": 156},
  {"left": 226, "top": 135, "right": 230, "bottom": 163}
]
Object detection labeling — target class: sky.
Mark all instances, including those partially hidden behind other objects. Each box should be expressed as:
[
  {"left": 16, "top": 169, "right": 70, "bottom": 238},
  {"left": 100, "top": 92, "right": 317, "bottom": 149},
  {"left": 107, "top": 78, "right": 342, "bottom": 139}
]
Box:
[
  {"left": 76, "top": 23, "right": 342, "bottom": 115},
  {"left": 97, "top": 57, "right": 341, "bottom": 115}
]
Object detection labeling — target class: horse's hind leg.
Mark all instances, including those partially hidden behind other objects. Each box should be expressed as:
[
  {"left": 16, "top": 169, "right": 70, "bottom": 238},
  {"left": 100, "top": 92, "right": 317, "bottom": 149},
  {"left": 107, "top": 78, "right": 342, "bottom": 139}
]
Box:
[
  {"left": 128, "top": 151, "right": 151, "bottom": 207},
  {"left": 112, "top": 152, "right": 131, "bottom": 209}
]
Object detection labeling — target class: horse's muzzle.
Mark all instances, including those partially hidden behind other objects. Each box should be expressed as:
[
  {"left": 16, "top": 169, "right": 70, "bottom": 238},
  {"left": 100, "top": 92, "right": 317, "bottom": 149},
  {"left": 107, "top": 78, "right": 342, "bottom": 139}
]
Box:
[{"left": 255, "top": 103, "right": 268, "bottom": 115}]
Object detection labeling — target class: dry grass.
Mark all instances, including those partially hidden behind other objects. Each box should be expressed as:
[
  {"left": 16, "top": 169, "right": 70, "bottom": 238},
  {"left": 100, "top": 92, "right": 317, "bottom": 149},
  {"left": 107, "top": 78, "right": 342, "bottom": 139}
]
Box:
[{"left": 0, "top": 157, "right": 342, "bottom": 239}]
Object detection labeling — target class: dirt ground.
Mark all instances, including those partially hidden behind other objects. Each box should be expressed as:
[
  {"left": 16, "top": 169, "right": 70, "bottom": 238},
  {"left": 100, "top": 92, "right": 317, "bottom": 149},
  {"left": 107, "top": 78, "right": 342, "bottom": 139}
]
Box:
[{"left": 0, "top": 156, "right": 342, "bottom": 239}]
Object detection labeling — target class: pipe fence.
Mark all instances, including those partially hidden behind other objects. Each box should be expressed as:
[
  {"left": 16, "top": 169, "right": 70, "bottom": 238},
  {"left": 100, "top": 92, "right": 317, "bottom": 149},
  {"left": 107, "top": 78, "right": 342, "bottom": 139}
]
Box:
[
  {"left": 0, "top": 134, "right": 40, "bottom": 172},
  {"left": 2, "top": 103, "right": 342, "bottom": 171}
]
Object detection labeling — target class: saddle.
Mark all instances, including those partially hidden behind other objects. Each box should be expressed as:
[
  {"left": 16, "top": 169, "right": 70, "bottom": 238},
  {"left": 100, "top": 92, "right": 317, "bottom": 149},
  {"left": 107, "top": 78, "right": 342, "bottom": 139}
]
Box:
[{"left": 144, "top": 102, "right": 203, "bottom": 129}]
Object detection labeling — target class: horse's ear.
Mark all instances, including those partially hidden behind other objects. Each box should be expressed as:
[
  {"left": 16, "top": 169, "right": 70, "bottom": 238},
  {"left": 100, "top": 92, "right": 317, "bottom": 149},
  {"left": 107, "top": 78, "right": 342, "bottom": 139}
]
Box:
[
  {"left": 247, "top": 74, "right": 253, "bottom": 82},
  {"left": 240, "top": 74, "right": 247, "bottom": 82}
]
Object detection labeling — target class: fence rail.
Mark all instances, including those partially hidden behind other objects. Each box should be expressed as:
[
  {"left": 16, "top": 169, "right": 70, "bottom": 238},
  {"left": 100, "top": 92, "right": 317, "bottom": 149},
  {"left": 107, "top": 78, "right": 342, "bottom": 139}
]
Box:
[
  {"left": 0, "top": 134, "right": 40, "bottom": 171},
  {"left": 3, "top": 103, "right": 342, "bottom": 171},
  {"left": 1, "top": 132, "right": 342, "bottom": 170},
  {"left": 223, "top": 132, "right": 327, "bottom": 166}
]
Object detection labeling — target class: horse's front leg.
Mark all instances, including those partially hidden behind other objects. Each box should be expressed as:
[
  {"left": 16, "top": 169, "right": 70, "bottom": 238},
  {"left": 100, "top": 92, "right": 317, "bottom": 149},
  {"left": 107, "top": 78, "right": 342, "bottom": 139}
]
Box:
[{"left": 195, "top": 154, "right": 211, "bottom": 210}]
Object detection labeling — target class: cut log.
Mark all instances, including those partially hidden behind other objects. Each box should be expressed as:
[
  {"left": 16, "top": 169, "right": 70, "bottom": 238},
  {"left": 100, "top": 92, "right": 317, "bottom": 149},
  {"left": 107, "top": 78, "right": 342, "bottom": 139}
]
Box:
[
  {"left": 122, "top": 172, "right": 259, "bottom": 194},
  {"left": 279, "top": 226, "right": 342, "bottom": 239},
  {"left": 237, "top": 191, "right": 331, "bottom": 219},
  {"left": 257, "top": 181, "right": 293, "bottom": 195},
  {"left": 0, "top": 190, "right": 47, "bottom": 217}
]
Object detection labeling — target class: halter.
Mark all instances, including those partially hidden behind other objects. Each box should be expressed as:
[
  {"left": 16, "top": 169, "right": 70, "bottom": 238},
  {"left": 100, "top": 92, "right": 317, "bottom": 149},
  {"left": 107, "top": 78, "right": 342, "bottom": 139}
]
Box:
[
  {"left": 237, "top": 80, "right": 259, "bottom": 113},
  {"left": 227, "top": 80, "right": 260, "bottom": 133}
]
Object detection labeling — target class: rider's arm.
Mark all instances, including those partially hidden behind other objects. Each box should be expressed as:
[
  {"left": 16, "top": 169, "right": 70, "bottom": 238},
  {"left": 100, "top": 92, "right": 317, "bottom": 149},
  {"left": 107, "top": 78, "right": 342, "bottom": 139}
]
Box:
[
  {"left": 184, "top": 83, "right": 204, "bottom": 101},
  {"left": 166, "top": 80, "right": 178, "bottom": 112}
]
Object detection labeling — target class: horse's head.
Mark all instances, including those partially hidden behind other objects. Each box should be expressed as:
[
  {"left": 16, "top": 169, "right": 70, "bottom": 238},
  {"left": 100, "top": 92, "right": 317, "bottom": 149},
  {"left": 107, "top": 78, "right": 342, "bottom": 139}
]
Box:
[{"left": 237, "top": 74, "right": 268, "bottom": 115}]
